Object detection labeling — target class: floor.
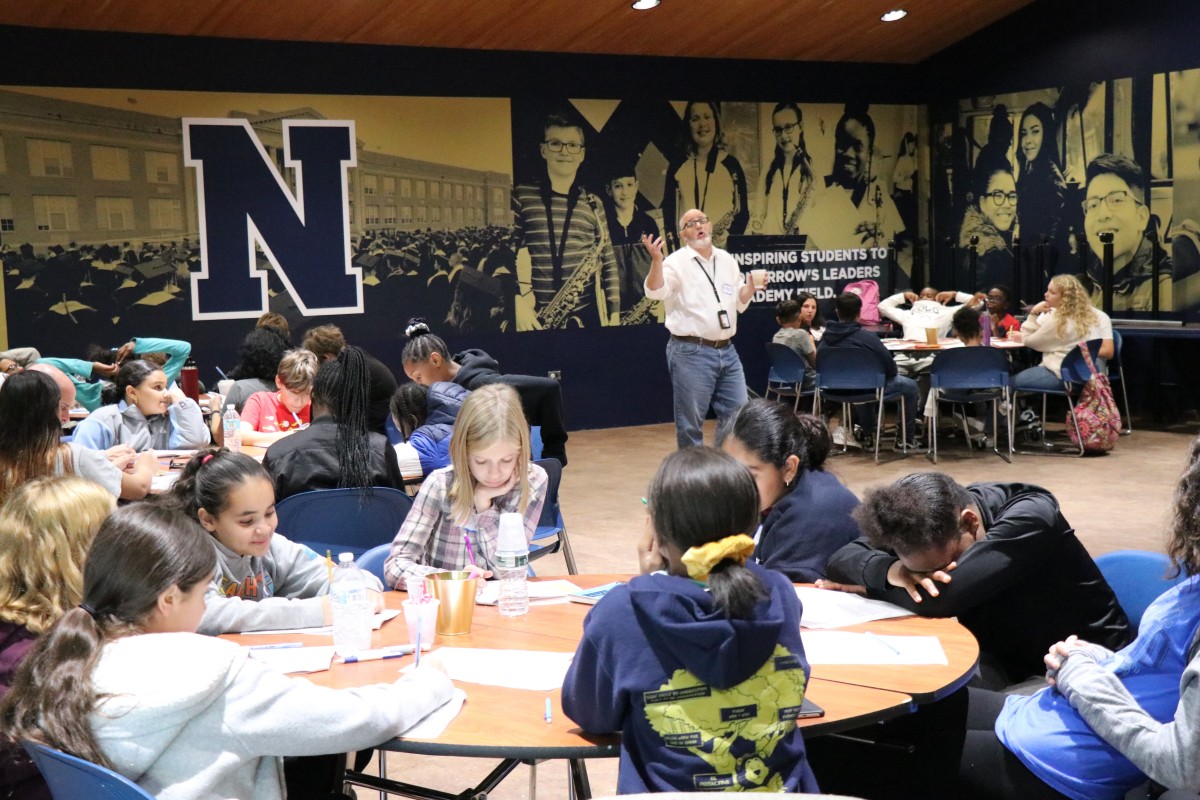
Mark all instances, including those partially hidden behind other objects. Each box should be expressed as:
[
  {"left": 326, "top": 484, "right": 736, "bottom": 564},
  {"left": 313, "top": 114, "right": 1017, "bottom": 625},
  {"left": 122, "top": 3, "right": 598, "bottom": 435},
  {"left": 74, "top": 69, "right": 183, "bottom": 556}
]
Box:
[{"left": 363, "top": 418, "right": 1199, "bottom": 800}]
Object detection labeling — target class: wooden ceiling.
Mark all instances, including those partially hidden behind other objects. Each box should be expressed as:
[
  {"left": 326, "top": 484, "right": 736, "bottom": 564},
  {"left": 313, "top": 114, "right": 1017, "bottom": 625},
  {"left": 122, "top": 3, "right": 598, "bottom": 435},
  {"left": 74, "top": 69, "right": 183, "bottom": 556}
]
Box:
[{"left": 0, "top": 0, "right": 1036, "bottom": 64}]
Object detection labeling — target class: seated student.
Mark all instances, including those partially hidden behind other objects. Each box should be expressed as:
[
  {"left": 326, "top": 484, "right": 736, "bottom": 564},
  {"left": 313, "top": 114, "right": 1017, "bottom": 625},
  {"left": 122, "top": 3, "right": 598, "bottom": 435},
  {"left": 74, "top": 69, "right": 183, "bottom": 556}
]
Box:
[
  {"left": 795, "top": 291, "right": 826, "bottom": 341},
  {"left": 238, "top": 349, "right": 318, "bottom": 447},
  {"left": 721, "top": 400, "right": 859, "bottom": 581},
  {"left": 822, "top": 472, "right": 1132, "bottom": 688},
  {"left": 39, "top": 336, "right": 193, "bottom": 412},
  {"left": 302, "top": 324, "right": 397, "bottom": 437},
  {"left": 160, "top": 448, "right": 383, "bottom": 635},
  {"left": 771, "top": 299, "right": 817, "bottom": 390},
  {"left": 1014, "top": 273, "right": 1114, "bottom": 393},
  {"left": 401, "top": 319, "right": 569, "bottom": 465},
  {"left": 0, "top": 503, "right": 453, "bottom": 800},
  {"left": 263, "top": 346, "right": 403, "bottom": 502},
  {"left": 224, "top": 326, "right": 291, "bottom": 412},
  {"left": 72, "top": 359, "right": 209, "bottom": 453},
  {"left": 819, "top": 291, "right": 921, "bottom": 451},
  {"left": 879, "top": 285, "right": 985, "bottom": 390},
  {"left": 561, "top": 446, "right": 819, "bottom": 794},
  {"left": 921, "top": 305, "right": 991, "bottom": 429},
  {"left": 384, "top": 383, "right": 547, "bottom": 590},
  {"left": 0, "top": 371, "right": 155, "bottom": 502},
  {"left": 984, "top": 283, "right": 1020, "bottom": 339},
  {"left": 0, "top": 476, "right": 114, "bottom": 800},
  {"left": 390, "top": 381, "right": 470, "bottom": 478}
]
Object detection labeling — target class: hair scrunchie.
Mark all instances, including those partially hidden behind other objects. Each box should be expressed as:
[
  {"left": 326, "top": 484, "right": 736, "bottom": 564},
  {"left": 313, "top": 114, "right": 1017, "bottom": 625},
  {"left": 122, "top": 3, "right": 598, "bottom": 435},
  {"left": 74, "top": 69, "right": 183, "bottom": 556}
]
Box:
[
  {"left": 680, "top": 534, "right": 756, "bottom": 581},
  {"left": 79, "top": 603, "right": 98, "bottom": 619},
  {"left": 201, "top": 453, "right": 214, "bottom": 465}
]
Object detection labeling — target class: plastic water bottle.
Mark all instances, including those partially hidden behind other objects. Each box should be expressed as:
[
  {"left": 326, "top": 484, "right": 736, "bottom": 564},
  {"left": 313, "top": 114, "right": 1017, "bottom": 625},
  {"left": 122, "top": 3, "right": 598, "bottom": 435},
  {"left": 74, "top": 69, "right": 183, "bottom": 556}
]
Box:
[
  {"left": 495, "top": 512, "right": 529, "bottom": 617},
  {"left": 222, "top": 404, "right": 241, "bottom": 452},
  {"left": 330, "top": 552, "right": 373, "bottom": 657}
]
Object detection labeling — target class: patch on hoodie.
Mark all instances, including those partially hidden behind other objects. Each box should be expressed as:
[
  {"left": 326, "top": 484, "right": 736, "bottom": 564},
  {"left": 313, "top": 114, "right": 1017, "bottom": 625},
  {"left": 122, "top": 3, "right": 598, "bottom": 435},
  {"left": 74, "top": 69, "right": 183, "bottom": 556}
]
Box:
[{"left": 642, "top": 643, "right": 807, "bottom": 791}]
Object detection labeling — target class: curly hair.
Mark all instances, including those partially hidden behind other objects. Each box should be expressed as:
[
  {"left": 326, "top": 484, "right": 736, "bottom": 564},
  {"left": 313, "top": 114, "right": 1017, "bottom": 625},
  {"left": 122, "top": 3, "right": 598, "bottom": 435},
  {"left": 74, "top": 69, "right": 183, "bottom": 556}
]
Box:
[
  {"left": 853, "top": 472, "right": 974, "bottom": 556},
  {"left": 0, "top": 476, "right": 115, "bottom": 633},
  {"left": 1048, "top": 274, "right": 1099, "bottom": 340},
  {"left": 227, "top": 327, "right": 290, "bottom": 383},
  {"left": 1168, "top": 434, "right": 1200, "bottom": 577}
]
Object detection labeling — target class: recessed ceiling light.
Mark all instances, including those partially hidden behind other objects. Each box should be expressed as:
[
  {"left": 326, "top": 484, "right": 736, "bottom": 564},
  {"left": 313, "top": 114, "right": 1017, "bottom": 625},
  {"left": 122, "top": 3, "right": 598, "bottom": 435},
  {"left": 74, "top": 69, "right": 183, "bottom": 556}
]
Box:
[
  {"left": 881, "top": 9, "right": 907, "bottom": 22},
  {"left": 631, "top": 0, "right": 660, "bottom": 9}
]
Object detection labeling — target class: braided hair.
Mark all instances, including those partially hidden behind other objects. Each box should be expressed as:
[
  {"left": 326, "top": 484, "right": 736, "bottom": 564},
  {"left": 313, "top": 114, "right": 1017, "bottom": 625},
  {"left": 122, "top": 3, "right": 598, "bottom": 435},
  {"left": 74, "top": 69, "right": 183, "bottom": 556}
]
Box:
[{"left": 312, "top": 345, "right": 372, "bottom": 490}]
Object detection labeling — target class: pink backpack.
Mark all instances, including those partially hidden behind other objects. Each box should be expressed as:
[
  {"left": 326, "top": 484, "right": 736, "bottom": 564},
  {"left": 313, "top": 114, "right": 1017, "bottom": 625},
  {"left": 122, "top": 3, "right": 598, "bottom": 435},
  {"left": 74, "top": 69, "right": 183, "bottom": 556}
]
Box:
[{"left": 844, "top": 280, "right": 880, "bottom": 324}]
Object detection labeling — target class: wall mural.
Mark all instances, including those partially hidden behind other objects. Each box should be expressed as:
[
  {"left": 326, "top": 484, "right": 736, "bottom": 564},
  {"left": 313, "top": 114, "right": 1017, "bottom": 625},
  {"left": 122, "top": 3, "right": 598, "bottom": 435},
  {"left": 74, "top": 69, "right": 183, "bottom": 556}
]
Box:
[
  {"left": 0, "top": 86, "right": 918, "bottom": 360},
  {"left": 932, "top": 75, "right": 1200, "bottom": 320}
]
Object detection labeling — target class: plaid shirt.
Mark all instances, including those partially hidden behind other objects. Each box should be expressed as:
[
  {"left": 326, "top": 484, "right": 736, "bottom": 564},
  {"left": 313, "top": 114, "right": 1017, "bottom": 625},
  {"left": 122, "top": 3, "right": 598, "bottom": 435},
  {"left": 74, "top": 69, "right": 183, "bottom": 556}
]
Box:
[{"left": 384, "top": 462, "right": 548, "bottom": 590}]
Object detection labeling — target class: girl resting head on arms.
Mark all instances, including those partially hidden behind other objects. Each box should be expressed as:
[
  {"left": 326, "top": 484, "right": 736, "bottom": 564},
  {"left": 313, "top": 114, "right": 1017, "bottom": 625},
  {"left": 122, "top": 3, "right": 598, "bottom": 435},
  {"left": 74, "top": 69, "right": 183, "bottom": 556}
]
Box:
[
  {"left": 721, "top": 401, "right": 860, "bottom": 582},
  {"left": 73, "top": 358, "right": 209, "bottom": 452},
  {"left": 161, "top": 447, "right": 383, "bottom": 635},
  {"left": 384, "top": 383, "right": 546, "bottom": 590},
  {"left": 0, "top": 503, "right": 452, "bottom": 800},
  {"left": 561, "top": 446, "right": 819, "bottom": 793}
]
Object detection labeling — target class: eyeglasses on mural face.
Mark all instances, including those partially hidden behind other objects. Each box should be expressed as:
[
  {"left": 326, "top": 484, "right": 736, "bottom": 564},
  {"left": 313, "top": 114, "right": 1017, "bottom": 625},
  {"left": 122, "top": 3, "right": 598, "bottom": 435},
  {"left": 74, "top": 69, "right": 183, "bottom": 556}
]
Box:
[
  {"left": 984, "top": 190, "right": 1018, "bottom": 206},
  {"left": 1082, "top": 189, "right": 1142, "bottom": 216},
  {"left": 543, "top": 140, "right": 584, "bottom": 154}
]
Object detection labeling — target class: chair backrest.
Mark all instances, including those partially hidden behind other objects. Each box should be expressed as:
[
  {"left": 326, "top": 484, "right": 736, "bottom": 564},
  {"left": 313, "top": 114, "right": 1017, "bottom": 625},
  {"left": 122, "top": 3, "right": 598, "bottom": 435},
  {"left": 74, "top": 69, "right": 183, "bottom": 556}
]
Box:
[
  {"left": 275, "top": 487, "right": 414, "bottom": 556},
  {"left": 1111, "top": 328, "right": 1124, "bottom": 367},
  {"left": 815, "top": 347, "right": 886, "bottom": 392},
  {"left": 356, "top": 542, "right": 392, "bottom": 585},
  {"left": 1094, "top": 549, "right": 1189, "bottom": 627},
  {"left": 533, "top": 458, "right": 563, "bottom": 529},
  {"left": 765, "top": 342, "right": 809, "bottom": 384},
  {"left": 1059, "top": 339, "right": 1106, "bottom": 385},
  {"left": 23, "top": 741, "right": 155, "bottom": 800},
  {"left": 929, "top": 347, "right": 1011, "bottom": 391}
]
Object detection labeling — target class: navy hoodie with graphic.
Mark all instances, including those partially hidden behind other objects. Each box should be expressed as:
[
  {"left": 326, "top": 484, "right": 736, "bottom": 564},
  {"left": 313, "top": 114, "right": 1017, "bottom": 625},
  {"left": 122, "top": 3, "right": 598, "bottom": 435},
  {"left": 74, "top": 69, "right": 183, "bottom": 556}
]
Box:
[{"left": 561, "top": 561, "right": 819, "bottom": 793}]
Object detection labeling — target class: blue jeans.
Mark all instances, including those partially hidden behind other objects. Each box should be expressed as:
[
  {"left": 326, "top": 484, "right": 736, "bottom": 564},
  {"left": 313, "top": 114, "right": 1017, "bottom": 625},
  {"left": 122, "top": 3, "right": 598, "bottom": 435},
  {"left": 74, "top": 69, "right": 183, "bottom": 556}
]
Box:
[
  {"left": 850, "top": 374, "right": 920, "bottom": 441},
  {"left": 1013, "top": 366, "right": 1063, "bottom": 392},
  {"left": 666, "top": 337, "right": 748, "bottom": 449}
]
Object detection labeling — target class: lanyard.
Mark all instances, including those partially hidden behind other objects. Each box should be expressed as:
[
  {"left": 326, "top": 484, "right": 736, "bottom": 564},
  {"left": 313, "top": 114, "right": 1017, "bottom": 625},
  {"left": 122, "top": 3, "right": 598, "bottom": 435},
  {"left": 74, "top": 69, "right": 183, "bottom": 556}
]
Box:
[
  {"left": 542, "top": 185, "right": 579, "bottom": 289},
  {"left": 781, "top": 155, "right": 801, "bottom": 228},
  {"left": 693, "top": 255, "right": 722, "bottom": 304},
  {"left": 691, "top": 157, "right": 711, "bottom": 212}
]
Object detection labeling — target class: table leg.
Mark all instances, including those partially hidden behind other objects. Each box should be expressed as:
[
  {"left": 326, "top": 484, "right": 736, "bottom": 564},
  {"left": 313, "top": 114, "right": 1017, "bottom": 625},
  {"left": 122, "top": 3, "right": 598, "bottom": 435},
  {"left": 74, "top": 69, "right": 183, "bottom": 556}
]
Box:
[
  {"left": 568, "top": 758, "right": 592, "bottom": 800},
  {"left": 344, "top": 757, "right": 521, "bottom": 799}
]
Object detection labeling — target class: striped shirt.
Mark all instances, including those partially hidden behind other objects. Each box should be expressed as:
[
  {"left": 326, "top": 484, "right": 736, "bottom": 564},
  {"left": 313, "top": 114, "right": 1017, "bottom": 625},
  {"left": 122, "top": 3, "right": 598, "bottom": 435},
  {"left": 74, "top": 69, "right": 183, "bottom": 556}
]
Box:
[
  {"left": 512, "top": 182, "right": 621, "bottom": 321},
  {"left": 383, "top": 462, "right": 548, "bottom": 590}
]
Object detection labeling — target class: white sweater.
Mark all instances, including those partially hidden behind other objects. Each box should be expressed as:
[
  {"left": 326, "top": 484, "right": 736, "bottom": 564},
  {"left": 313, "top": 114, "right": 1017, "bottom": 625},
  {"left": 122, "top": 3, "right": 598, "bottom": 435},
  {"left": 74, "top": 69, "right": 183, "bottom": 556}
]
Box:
[{"left": 92, "top": 632, "right": 453, "bottom": 800}]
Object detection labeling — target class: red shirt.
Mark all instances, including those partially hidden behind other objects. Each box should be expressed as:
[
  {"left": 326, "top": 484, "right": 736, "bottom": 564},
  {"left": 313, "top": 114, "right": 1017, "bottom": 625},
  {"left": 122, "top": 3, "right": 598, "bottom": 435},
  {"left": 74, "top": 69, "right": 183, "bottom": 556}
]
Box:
[{"left": 241, "top": 391, "right": 311, "bottom": 432}]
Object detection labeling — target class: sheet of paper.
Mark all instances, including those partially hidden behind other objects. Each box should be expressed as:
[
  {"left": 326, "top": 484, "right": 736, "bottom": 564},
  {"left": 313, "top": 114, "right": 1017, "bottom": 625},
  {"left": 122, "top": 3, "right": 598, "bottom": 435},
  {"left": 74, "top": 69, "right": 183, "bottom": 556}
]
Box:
[
  {"left": 246, "top": 645, "right": 336, "bottom": 673},
  {"left": 400, "top": 688, "right": 467, "bottom": 739},
  {"left": 475, "top": 579, "right": 582, "bottom": 606},
  {"left": 151, "top": 472, "right": 181, "bottom": 492},
  {"left": 252, "top": 608, "right": 402, "bottom": 636},
  {"left": 796, "top": 587, "right": 912, "bottom": 629},
  {"left": 800, "top": 631, "right": 948, "bottom": 665},
  {"left": 403, "top": 648, "right": 574, "bottom": 690}
]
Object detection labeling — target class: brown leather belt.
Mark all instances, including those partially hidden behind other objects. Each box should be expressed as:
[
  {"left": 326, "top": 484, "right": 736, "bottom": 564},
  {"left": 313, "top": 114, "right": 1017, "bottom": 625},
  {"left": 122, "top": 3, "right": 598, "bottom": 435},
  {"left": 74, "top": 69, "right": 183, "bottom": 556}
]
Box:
[{"left": 671, "top": 334, "right": 732, "bottom": 349}]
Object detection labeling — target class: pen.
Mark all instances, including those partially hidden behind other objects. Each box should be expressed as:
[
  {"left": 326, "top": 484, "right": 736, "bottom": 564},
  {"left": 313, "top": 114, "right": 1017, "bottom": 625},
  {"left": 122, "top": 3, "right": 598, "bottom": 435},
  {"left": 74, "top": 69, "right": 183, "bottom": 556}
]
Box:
[
  {"left": 326, "top": 549, "right": 334, "bottom": 585},
  {"left": 250, "top": 642, "right": 304, "bottom": 650},
  {"left": 414, "top": 616, "right": 422, "bottom": 667},
  {"left": 463, "top": 529, "right": 477, "bottom": 568},
  {"left": 545, "top": 698, "right": 553, "bottom": 724},
  {"left": 215, "top": 365, "right": 227, "bottom": 379},
  {"left": 341, "top": 645, "right": 416, "bottom": 664},
  {"left": 865, "top": 631, "right": 901, "bottom": 655},
  {"left": 292, "top": 410, "right": 304, "bottom": 429}
]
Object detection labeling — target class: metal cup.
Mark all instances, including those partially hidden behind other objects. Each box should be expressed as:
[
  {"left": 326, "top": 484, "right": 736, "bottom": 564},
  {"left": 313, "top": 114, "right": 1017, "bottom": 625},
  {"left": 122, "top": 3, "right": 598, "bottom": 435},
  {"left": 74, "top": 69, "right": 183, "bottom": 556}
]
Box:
[{"left": 426, "top": 571, "right": 479, "bottom": 636}]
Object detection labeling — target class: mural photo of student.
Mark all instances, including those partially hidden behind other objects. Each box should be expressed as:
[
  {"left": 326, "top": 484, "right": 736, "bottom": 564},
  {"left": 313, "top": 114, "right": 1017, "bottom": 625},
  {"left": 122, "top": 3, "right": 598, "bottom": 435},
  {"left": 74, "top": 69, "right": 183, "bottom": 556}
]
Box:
[
  {"left": 603, "top": 162, "right": 664, "bottom": 325},
  {"left": 959, "top": 155, "right": 1018, "bottom": 292},
  {"left": 752, "top": 102, "right": 816, "bottom": 236}
]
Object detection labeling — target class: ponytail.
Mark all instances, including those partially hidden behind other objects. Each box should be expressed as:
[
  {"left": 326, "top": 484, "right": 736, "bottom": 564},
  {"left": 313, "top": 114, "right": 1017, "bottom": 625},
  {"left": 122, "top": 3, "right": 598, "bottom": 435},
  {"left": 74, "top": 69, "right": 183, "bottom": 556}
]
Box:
[
  {"left": 312, "top": 346, "right": 372, "bottom": 490},
  {"left": 0, "top": 504, "right": 216, "bottom": 767},
  {"left": 159, "top": 446, "right": 269, "bottom": 519},
  {"left": 648, "top": 447, "right": 766, "bottom": 619}
]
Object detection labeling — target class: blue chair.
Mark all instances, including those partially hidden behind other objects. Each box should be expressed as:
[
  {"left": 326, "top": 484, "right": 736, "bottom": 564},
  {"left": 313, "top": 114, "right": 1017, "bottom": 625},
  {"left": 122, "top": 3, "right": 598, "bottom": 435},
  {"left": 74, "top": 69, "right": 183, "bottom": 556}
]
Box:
[
  {"left": 1110, "top": 329, "right": 1132, "bottom": 435},
  {"left": 1095, "top": 550, "right": 1190, "bottom": 628},
  {"left": 275, "top": 487, "right": 413, "bottom": 558},
  {"left": 357, "top": 542, "right": 392, "bottom": 585},
  {"left": 529, "top": 458, "right": 577, "bottom": 574},
  {"left": 1013, "top": 340, "right": 1102, "bottom": 457},
  {"left": 815, "top": 347, "right": 910, "bottom": 464},
  {"left": 23, "top": 741, "right": 155, "bottom": 800},
  {"left": 926, "top": 347, "right": 1012, "bottom": 463},
  {"left": 764, "top": 342, "right": 816, "bottom": 412}
]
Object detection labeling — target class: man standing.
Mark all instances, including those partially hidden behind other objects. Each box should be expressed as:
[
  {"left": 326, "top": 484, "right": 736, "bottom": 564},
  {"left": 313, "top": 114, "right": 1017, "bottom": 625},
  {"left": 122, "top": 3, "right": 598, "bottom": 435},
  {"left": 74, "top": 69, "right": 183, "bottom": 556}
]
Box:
[
  {"left": 643, "top": 209, "right": 758, "bottom": 448},
  {"left": 512, "top": 111, "right": 620, "bottom": 330}
]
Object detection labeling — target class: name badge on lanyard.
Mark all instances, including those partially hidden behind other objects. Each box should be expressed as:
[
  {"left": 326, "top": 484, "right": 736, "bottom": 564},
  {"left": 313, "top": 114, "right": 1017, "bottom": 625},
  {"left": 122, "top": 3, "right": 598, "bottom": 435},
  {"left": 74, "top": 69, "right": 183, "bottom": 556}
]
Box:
[{"left": 695, "top": 256, "right": 732, "bottom": 330}]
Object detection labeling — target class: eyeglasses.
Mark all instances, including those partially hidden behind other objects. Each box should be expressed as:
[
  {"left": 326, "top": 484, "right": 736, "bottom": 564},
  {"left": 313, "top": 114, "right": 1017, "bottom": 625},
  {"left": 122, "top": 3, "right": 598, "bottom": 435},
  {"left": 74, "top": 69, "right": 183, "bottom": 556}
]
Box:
[
  {"left": 543, "top": 140, "right": 584, "bottom": 154},
  {"left": 984, "top": 190, "right": 1018, "bottom": 206},
  {"left": 1082, "top": 189, "right": 1142, "bottom": 215},
  {"left": 772, "top": 122, "right": 800, "bottom": 137},
  {"left": 683, "top": 216, "right": 710, "bottom": 228}
]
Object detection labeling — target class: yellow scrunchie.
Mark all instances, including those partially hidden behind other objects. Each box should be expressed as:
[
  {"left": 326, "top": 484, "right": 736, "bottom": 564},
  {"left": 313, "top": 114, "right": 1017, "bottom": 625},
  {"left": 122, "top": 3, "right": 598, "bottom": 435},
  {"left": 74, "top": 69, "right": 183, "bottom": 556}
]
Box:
[{"left": 680, "top": 534, "right": 756, "bottom": 581}]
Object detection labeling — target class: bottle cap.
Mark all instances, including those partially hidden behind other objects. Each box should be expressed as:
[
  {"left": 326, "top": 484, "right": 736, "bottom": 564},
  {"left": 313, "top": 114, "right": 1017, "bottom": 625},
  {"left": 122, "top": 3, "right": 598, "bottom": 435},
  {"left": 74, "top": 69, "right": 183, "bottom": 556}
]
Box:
[
  {"left": 497, "top": 512, "right": 528, "bottom": 554},
  {"left": 338, "top": 552, "right": 354, "bottom": 564}
]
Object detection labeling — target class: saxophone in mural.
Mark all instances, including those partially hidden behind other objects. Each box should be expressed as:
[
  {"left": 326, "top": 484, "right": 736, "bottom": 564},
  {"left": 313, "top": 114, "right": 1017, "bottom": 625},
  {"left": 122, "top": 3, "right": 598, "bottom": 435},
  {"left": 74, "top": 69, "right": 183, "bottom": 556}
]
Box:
[
  {"left": 710, "top": 188, "right": 741, "bottom": 248},
  {"left": 536, "top": 194, "right": 611, "bottom": 329},
  {"left": 782, "top": 179, "right": 814, "bottom": 235},
  {"left": 620, "top": 293, "right": 660, "bottom": 326}
]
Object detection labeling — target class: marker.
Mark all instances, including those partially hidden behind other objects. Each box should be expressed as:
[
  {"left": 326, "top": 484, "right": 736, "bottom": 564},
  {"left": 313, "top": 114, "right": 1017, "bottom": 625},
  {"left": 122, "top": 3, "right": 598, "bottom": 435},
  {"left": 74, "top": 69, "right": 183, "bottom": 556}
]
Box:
[
  {"left": 865, "top": 631, "right": 900, "bottom": 656},
  {"left": 544, "top": 698, "right": 553, "bottom": 724},
  {"left": 341, "top": 645, "right": 416, "bottom": 664},
  {"left": 250, "top": 642, "right": 304, "bottom": 651},
  {"left": 214, "top": 365, "right": 227, "bottom": 379},
  {"left": 463, "top": 530, "right": 477, "bottom": 568},
  {"left": 292, "top": 410, "right": 304, "bottom": 430},
  {"left": 326, "top": 549, "right": 334, "bottom": 585}
]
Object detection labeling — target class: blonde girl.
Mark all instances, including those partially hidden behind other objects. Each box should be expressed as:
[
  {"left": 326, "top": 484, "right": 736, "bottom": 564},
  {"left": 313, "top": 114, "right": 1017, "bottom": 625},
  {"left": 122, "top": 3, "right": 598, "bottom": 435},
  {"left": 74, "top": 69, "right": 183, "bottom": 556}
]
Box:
[
  {"left": 0, "top": 503, "right": 452, "bottom": 800},
  {"left": 1014, "top": 273, "right": 1114, "bottom": 391},
  {"left": 384, "top": 383, "right": 547, "bottom": 589},
  {"left": 0, "top": 476, "right": 115, "bottom": 800}
]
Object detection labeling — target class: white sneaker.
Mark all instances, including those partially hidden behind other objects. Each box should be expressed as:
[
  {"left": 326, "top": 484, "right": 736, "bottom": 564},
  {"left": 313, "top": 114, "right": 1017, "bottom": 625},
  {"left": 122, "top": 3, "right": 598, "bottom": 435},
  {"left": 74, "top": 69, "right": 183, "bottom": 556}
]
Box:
[{"left": 832, "top": 427, "right": 847, "bottom": 446}]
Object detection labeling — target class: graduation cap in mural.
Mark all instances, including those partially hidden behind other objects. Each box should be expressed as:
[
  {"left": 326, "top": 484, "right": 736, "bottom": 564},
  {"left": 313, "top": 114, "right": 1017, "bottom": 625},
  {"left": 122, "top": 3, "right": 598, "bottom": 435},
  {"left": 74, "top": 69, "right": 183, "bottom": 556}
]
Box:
[
  {"left": 47, "top": 294, "right": 97, "bottom": 323},
  {"left": 132, "top": 258, "right": 173, "bottom": 280},
  {"left": 95, "top": 244, "right": 121, "bottom": 263}
]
